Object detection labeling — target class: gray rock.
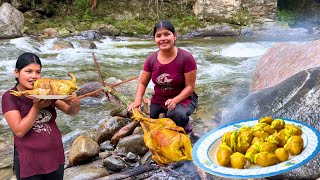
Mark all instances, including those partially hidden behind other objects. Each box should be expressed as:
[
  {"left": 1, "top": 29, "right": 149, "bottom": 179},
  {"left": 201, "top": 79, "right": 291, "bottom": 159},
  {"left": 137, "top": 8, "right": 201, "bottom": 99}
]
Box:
[
  {"left": 64, "top": 159, "right": 109, "bottom": 180},
  {"left": 0, "top": 3, "right": 24, "bottom": 38},
  {"left": 91, "top": 116, "right": 131, "bottom": 144},
  {"left": 62, "top": 129, "right": 87, "bottom": 149},
  {"left": 116, "top": 134, "right": 148, "bottom": 156},
  {"left": 103, "top": 156, "right": 126, "bottom": 171},
  {"left": 68, "top": 135, "right": 100, "bottom": 166},
  {"left": 100, "top": 141, "right": 114, "bottom": 151},
  {"left": 251, "top": 40, "right": 320, "bottom": 92}
]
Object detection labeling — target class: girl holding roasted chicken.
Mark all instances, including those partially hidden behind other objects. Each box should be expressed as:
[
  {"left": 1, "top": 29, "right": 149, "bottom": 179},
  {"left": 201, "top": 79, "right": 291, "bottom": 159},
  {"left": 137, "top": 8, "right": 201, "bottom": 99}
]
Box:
[
  {"left": 2, "top": 52, "right": 80, "bottom": 180},
  {"left": 127, "top": 20, "right": 198, "bottom": 134}
]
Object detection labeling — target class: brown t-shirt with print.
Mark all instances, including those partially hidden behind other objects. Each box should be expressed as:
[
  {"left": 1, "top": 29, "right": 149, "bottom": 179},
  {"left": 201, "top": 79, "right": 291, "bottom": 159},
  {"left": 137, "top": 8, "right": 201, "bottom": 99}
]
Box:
[{"left": 2, "top": 87, "right": 64, "bottom": 178}]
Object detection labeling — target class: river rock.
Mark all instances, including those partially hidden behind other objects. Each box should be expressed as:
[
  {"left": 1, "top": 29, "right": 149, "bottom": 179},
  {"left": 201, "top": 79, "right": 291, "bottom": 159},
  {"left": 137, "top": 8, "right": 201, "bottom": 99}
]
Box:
[
  {"left": 188, "top": 24, "right": 240, "bottom": 37},
  {"left": 0, "top": 2, "right": 24, "bottom": 38},
  {"left": 116, "top": 134, "right": 148, "bottom": 156},
  {"left": 78, "top": 40, "right": 97, "bottom": 49},
  {"left": 0, "top": 142, "right": 13, "bottom": 169},
  {"left": 43, "top": 28, "right": 58, "bottom": 38},
  {"left": 222, "top": 68, "right": 320, "bottom": 179},
  {"left": 103, "top": 156, "right": 126, "bottom": 171},
  {"left": 64, "top": 159, "right": 110, "bottom": 180},
  {"left": 77, "top": 81, "right": 104, "bottom": 98},
  {"left": 62, "top": 128, "right": 88, "bottom": 149},
  {"left": 111, "top": 121, "right": 139, "bottom": 146},
  {"left": 90, "top": 116, "right": 132, "bottom": 144},
  {"left": 0, "top": 168, "right": 14, "bottom": 180},
  {"left": 251, "top": 40, "right": 320, "bottom": 92},
  {"left": 68, "top": 135, "right": 100, "bottom": 166},
  {"left": 52, "top": 40, "right": 74, "bottom": 50}
]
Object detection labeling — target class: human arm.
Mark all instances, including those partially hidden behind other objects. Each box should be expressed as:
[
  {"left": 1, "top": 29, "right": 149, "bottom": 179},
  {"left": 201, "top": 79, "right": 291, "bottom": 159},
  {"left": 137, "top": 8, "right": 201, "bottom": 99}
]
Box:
[
  {"left": 55, "top": 92, "right": 80, "bottom": 116},
  {"left": 4, "top": 99, "right": 52, "bottom": 138},
  {"left": 165, "top": 69, "right": 197, "bottom": 110},
  {"left": 127, "top": 70, "right": 151, "bottom": 111}
]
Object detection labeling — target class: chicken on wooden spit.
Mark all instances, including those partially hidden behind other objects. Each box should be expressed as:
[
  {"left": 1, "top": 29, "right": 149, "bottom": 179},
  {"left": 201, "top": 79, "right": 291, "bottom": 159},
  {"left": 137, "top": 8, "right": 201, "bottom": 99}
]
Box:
[{"left": 10, "top": 73, "right": 78, "bottom": 96}]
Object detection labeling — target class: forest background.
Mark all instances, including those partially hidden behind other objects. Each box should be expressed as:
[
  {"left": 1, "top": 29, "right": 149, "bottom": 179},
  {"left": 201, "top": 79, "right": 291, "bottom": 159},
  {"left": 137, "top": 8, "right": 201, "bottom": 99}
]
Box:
[{"left": 1, "top": 0, "right": 320, "bottom": 36}]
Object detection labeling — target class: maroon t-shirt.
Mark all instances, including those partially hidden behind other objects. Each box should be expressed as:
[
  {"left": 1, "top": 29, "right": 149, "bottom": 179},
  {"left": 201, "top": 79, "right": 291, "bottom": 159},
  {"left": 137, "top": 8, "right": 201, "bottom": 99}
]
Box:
[
  {"left": 143, "top": 48, "right": 197, "bottom": 108},
  {"left": 2, "top": 87, "right": 64, "bottom": 178}
]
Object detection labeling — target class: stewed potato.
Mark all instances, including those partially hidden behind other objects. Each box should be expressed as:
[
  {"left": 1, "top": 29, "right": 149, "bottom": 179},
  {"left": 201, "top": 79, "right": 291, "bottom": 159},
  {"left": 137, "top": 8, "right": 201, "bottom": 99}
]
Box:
[
  {"left": 230, "top": 152, "right": 248, "bottom": 169},
  {"left": 258, "top": 116, "right": 274, "bottom": 125},
  {"left": 216, "top": 143, "right": 233, "bottom": 166},
  {"left": 214, "top": 116, "right": 304, "bottom": 169},
  {"left": 255, "top": 152, "right": 279, "bottom": 167},
  {"left": 284, "top": 135, "right": 304, "bottom": 155},
  {"left": 275, "top": 148, "right": 289, "bottom": 162},
  {"left": 260, "top": 142, "right": 278, "bottom": 153},
  {"left": 271, "top": 119, "right": 285, "bottom": 130}
]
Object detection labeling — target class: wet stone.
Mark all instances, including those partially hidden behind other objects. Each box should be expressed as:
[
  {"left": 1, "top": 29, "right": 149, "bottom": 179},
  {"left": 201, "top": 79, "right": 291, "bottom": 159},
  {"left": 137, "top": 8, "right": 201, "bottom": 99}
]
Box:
[
  {"left": 103, "top": 156, "right": 126, "bottom": 171},
  {"left": 126, "top": 152, "right": 138, "bottom": 162},
  {"left": 100, "top": 141, "right": 114, "bottom": 151}
]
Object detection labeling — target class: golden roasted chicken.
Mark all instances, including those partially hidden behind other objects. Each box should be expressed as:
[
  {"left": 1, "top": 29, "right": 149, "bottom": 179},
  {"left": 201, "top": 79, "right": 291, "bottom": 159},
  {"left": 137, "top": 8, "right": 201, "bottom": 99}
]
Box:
[
  {"left": 11, "top": 73, "right": 78, "bottom": 96},
  {"left": 131, "top": 109, "right": 192, "bottom": 165}
]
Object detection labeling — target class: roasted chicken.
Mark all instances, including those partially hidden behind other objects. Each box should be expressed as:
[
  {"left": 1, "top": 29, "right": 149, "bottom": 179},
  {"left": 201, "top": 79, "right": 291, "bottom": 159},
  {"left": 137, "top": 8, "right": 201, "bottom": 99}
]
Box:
[
  {"left": 11, "top": 73, "right": 78, "bottom": 96},
  {"left": 131, "top": 109, "right": 192, "bottom": 165}
]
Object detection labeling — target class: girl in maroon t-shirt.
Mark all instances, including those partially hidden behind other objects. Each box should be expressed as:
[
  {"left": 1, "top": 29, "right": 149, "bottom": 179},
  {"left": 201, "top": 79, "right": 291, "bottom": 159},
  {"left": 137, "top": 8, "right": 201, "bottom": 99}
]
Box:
[
  {"left": 2, "top": 52, "right": 80, "bottom": 180},
  {"left": 127, "top": 20, "right": 198, "bottom": 133}
]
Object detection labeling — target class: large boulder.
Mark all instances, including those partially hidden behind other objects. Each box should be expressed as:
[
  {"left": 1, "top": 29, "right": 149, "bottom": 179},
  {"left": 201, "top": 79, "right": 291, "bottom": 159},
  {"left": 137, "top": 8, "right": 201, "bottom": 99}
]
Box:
[
  {"left": 251, "top": 40, "right": 320, "bottom": 92},
  {"left": 0, "top": 2, "right": 24, "bottom": 38},
  {"left": 222, "top": 68, "right": 320, "bottom": 179}
]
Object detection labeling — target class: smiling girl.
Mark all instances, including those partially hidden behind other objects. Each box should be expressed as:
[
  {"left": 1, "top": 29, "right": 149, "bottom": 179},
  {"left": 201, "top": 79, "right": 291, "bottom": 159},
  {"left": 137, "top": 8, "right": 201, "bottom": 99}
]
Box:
[
  {"left": 2, "top": 52, "right": 80, "bottom": 180},
  {"left": 127, "top": 20, "right": 198, "bottom": 134}
]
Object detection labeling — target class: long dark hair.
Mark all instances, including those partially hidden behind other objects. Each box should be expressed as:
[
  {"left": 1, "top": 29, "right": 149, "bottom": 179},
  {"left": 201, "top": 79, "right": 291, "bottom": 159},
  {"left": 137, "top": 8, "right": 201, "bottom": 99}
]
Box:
[
  {"left": 15, "top": 52, "right": 42, "bottom": 85},
  {"left": 152, "top": 20, "right": 175, "bottom": 37}
]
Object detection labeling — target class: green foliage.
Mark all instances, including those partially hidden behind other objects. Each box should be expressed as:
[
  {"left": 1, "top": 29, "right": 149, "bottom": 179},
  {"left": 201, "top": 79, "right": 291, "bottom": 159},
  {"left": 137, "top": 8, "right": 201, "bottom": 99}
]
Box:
[
  {"left": 229, "top": 7, "right": 251, "bottom": 26},
  {"left": 73, "top": 0, "right": 92, "bottom": 19},
  {"left": 171, "top": 15, "right": 205, "bottom": 34},
  {"left": 276, "top": 10, "right": 296, "bottom": 26},
  {"left": 73, "top": 0, "right": 90, "bottom": 10}
]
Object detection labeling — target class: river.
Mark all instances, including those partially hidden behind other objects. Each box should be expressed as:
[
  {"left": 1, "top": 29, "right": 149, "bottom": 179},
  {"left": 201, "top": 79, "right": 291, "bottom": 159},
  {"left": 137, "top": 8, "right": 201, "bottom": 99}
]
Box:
[{"left": 0, "top": 35, "right": 317, "bottom": 145}]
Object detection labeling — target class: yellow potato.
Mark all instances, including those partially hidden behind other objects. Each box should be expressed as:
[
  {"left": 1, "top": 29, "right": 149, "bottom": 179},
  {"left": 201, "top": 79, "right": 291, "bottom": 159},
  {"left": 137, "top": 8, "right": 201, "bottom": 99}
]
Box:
[
  {"left": 266, "top": 134, "right": 280, "bottom": 145},
  {"left": 254, "top": 152, "right": 279, "bottom": 167},
  {"left": 258, "top": 116, "right": 274, "bottom": 125},
  {"left": 253, "top": 131, "right": 269, "bottom": 140},
  {"left": 271, "top": 119, "right": 285, "bottom": 130},
  {"left": 260, "top": 142, "right": 278, "bottom": 153},
  {"left": 230, "top": 152, "right": 247, "bottom": 169},
  {"left": 284, "top": 135, "right": 304, "bottom": 155},
  {"left": 285, "top": 124, "right": 302, "bottom": 136},
  {"left": 222, "top": 131, "right": 238, "bottom": 150},
  {"left": 216, "top": 143, "right": 233, "bottom": 167},
  {"left": 216, "top": 119, "right": 304, "bottom": 169},
  {"left": 251, "top": 136, "right": 260, "bottom": 145},
  {"left": 275, "top": 130, "right": 289, "bottom": 147},
  {"left": 275, "top": 148, "right": 289, "bottom": 162},
  {"left": 264, "top": 125, "right": 276, "bottom": 135}
]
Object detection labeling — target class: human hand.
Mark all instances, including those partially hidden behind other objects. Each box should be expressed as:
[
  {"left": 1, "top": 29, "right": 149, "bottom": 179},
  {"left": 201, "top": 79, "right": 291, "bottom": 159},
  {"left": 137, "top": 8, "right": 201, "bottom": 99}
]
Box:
[
  {"left": 62, "top": 93, "right": 80, "bottom": 107},
  {"left": 32, "top": 99, "right": 52, "bottom": 110},
  {"left": 165, "top": 98, "right": 177, "bottom": 111},
  {"left": 127, "top": 100, "right": 142, "bottom": 111}
]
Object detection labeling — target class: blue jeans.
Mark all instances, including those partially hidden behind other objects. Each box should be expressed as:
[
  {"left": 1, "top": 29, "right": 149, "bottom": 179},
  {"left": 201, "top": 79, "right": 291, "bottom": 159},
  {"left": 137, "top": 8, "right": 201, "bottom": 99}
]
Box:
[{"left": 150, "top": 93, "right": 198, "bottom": 133}]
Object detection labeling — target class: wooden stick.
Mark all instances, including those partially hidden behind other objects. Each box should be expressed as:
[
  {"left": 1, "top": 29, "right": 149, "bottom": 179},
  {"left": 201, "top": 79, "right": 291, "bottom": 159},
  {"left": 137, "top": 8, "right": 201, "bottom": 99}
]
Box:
[
  {"left": 78, "top": 75, "right": 139, "bottom": 99},
  {"left": 92, "top": 52, "right": 111, "bottom": 101}
]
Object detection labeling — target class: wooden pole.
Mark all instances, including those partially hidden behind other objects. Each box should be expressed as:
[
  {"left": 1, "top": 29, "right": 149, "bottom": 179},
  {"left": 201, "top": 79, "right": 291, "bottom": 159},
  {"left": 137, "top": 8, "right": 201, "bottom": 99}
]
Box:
[
  {"left": 78, "top": 75, "right": 139, "bottom": 99},
  {"left": 92, "top": 52, "right": 111, "bottom": 101}
]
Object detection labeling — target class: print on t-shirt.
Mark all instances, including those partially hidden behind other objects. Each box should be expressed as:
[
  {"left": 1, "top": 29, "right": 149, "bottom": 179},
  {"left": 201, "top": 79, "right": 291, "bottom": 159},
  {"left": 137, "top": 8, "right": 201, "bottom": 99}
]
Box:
[
  {"left": 33, "top": 109, "right": 52, "bottom": 133},
  {"left": 156, "top": 73, "right": 174, "bottom": 92}
]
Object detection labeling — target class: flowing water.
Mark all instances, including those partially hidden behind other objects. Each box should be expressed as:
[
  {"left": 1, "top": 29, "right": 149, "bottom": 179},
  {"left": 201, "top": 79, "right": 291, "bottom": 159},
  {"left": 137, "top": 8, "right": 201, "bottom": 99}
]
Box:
[{"left": 0, "top": 35, "right": 316, "bottom": 145}]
